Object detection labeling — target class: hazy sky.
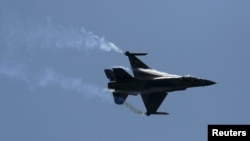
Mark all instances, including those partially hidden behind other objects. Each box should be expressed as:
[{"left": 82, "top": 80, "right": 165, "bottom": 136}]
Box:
[{"left": 1, "top": 1, "right": 250, "bottom": 141}]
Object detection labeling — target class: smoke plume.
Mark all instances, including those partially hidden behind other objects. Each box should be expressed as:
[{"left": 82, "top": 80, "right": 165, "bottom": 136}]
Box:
[
  {"left": 0, "top": 17, "right": 122, "bottom": 53},
  {"left": 0, "top": 16, "right": 122, "bottom": 102},
  {"left": 124, "top": 101, "right": 144, "bottom": 115}
]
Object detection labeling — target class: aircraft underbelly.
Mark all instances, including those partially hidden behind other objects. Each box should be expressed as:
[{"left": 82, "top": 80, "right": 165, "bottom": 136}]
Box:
[{"left": 142, "top": 80, "right": 187, "bottom": 94}]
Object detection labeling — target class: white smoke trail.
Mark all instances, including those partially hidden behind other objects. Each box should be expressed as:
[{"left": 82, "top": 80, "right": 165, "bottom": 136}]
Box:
[
  {"left": 0, "top": 61, "right": 111, "bottom": 101},
  {"left": 0, "top": 16, "right": 122, "bottom": 102},
  {"left": 0, "top": 62, "right": 29, "bottom": 83},
  {"left": 0, "top": 62, "right": 112, "bottom": 101},
  {"left": 0, "top": 17, "right": 123, "bottom": 53},
  {"left": 124, "top": 101, "right": 144, "bottom": 115}
]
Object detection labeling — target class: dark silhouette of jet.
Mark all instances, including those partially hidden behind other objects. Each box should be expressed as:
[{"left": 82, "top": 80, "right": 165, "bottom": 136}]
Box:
[{"left": 104, "top": 51, "right": 216, "bottom": 116}]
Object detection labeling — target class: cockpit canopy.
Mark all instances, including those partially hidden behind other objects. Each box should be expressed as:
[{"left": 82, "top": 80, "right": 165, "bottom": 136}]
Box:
[{"left": 182, "top": 75, "right": 200, "bottom": 82}]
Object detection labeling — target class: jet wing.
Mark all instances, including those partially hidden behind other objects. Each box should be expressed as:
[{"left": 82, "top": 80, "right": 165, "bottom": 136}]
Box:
[
  {"left": 124, "top": 51, "right": 158, "bottom": 79},
  {"left": 141, "top": 92, "right": 168, "bottom": 116},
  {"left": 124, "top": 51, "right": 150, "bottom": 70}
]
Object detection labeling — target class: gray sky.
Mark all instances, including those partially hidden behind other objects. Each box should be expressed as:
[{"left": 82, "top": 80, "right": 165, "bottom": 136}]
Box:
[{"left": 1, "top": 0, "right": 250, "bottom": 141}]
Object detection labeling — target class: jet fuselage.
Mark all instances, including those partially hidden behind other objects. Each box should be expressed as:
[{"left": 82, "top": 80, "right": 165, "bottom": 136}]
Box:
[{"left": 108, "top": 76, "right": 215, "bottom": 94}]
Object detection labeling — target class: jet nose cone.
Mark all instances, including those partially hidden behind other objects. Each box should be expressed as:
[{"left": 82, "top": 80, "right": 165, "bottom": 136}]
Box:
[{"left": 204, "top": 79, "right": 216, "bottom": 86}]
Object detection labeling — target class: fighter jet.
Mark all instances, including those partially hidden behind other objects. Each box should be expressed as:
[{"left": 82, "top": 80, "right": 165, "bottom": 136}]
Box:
[{"left": 104, "top": 51, "right": 215, "bottom": 116}]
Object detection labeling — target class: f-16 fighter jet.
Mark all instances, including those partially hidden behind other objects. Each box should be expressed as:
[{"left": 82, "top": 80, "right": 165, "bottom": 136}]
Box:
[{"left": 104, "top": 51, "right": 215, "bottom": 116}]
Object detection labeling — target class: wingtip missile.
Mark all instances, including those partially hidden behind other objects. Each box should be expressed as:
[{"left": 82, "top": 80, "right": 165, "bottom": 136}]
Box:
[
  {"left": 144, "top": 111, "right": 169, "bottom": 116},
  {"left": 124, "top": 51, "right": 147, "bottom": 56}
]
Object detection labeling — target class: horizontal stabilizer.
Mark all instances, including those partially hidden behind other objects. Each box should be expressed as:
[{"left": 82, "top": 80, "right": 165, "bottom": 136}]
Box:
[
  {"left": 104, "top": 69, "right": 116, "bottom": 81},
  {"left": 124, "top": 51, "right": 147, "bottom": 56},
  {"left": 112, "top": 68, "right": 134, "bottom": 81}
]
